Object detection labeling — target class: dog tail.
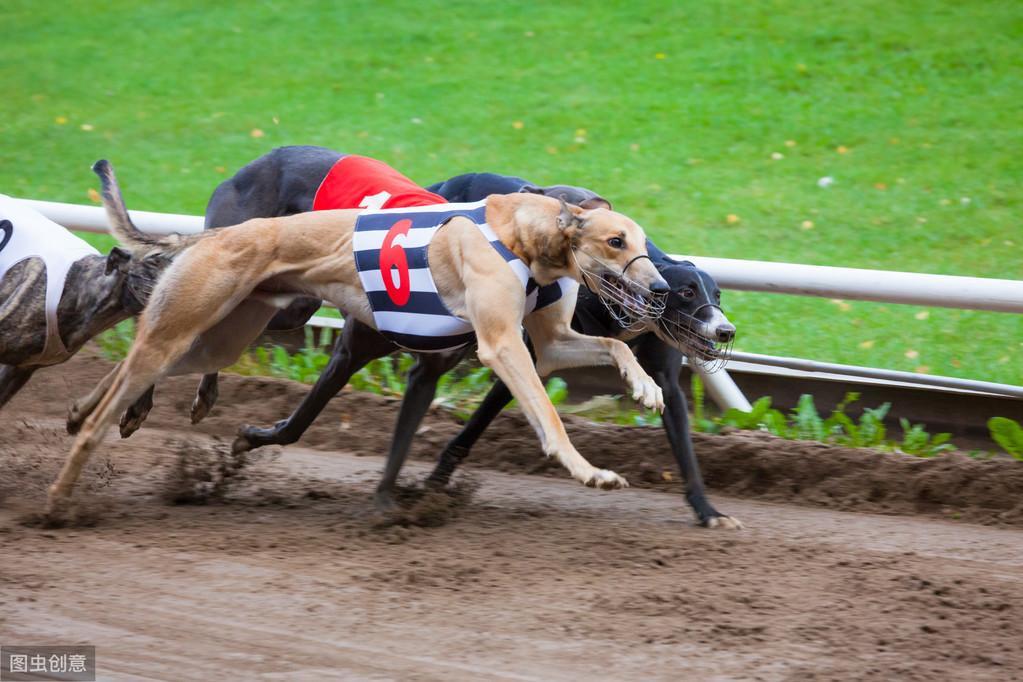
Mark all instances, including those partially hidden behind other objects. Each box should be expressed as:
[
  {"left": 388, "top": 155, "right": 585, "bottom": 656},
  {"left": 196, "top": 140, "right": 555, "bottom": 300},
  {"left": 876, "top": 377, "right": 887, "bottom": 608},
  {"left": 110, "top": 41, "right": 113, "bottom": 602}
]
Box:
[{"left": 92, "top": 159, "right": 198, "bottom": 255}]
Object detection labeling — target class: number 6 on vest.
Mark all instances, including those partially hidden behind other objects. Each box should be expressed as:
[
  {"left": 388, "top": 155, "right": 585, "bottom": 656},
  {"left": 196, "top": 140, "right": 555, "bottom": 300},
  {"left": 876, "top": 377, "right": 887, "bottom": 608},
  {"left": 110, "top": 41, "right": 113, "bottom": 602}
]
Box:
[{"left": 380, "top": 219, "right": 412, "bottom": 306}]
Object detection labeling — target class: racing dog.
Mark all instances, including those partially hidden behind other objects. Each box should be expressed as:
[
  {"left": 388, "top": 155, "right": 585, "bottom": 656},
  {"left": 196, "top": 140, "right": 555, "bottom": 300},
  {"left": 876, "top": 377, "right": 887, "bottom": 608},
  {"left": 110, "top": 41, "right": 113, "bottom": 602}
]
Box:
[
  {"left": 0, "top": 195, "right": 162, "bottom": 410},
  {"left": 51, "top": 159, "right": 669, "bottom": 510},
  {"left": 215, "top": 149, "right": 737, "bottom": 527},
  {"left": 423, "top": 260, "right": 741, "bottom": 528},
  {"left": 105, "top": 146, "right": 610, "bottom": 437}
]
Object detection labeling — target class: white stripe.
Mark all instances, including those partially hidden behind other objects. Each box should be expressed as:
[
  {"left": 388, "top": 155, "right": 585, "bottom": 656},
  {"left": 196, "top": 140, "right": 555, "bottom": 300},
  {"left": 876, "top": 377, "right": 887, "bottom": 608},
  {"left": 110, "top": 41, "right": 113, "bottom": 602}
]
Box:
[
  {"left": 476, "top": 222, "right": 500, "bottom": 242},
  {"left": 352, "top": 218, "right": 497, "bottom": 253},
  {"left": 352, "top": 224, "right": 445, "bottom": 252},
  {"left": 506, "top": 258, "right": 531, "bottom": 288},
  {"left": 360, "top": 267, "right": 439, "bottom": 294},
  {"left": 372, "top": 310, "right": 473, "bottom": 336}
]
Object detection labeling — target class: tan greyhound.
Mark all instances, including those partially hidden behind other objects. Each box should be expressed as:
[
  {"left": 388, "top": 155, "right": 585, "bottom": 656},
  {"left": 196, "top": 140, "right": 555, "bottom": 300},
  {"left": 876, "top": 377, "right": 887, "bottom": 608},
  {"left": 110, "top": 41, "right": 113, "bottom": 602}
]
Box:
[{"left": 51, "top": 160, "right": 670, "bottom": 510}]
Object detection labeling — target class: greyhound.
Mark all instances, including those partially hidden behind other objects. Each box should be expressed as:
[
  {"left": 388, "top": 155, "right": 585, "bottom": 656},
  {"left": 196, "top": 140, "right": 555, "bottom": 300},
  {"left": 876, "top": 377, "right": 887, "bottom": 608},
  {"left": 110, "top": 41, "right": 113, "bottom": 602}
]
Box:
[
  {"left": 51, "top": 159, "right": 669, "bottom": 511},
  {"left": 208, "top": 148, "right": 738, "bottom": 527},
  {"left": 105, "top": 147, "right": 613, "bottom": 437},
  {"left": 0, "top": 195, "right": 163, "bottom": 410}
]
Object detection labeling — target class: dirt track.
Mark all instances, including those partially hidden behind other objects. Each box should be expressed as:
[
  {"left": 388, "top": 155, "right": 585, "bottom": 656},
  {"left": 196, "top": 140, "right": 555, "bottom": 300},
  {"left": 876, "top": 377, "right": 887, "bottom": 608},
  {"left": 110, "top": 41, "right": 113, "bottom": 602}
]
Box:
[{"left": 2, "top": 353, "right": 1022, "bottom": 680}]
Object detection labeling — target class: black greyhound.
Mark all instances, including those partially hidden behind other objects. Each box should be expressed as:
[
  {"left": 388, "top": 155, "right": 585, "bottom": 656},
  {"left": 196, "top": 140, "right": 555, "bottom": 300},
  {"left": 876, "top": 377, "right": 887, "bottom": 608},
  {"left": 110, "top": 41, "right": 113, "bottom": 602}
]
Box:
[{"left": 195, "top": 146, "right": 739, "bottom": 528}]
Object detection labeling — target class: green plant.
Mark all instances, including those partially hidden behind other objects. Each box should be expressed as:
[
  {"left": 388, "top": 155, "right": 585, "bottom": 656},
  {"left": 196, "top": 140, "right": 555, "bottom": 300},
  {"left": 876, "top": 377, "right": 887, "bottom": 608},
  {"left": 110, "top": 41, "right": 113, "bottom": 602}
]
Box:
[
  {"left": 792, "top": 394, "right": 826, "bottom": 442},
  {"left": 696, "top": 388, "right": 974, "bottom": 459},
  {"left": 96, "top": 319, "right": 135, "bottom": 361},
  {"left": 690, "top": 375, "right": 719, "bottom": 433},
  {"left": 563, "top": 395, "right": 663, "bottom": 428},
  {"left": 433, "top": 364, "right": 494, "bottom": 420},
  {"left": 988, "top": 417, "right": 1023, "bottom": 460},
  {"left": 544, "top": 377, "right": 569, "bottom": 406},
  {"left": 898, "top": 418, "right": 955, "bottom": 458},
  {"left": 715, "top": 395, "right": 791, "bottom": 437},
  {"left": 824, "top": 394, "right": 891, "bottom": 449}
]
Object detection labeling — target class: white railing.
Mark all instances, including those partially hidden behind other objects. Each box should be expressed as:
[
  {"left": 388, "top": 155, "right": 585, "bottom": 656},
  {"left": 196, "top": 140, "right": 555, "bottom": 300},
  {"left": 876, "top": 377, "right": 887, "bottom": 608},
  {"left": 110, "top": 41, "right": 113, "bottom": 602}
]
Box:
[{"left": 16, "top": 199, "right": 1023, "bottom": 407}]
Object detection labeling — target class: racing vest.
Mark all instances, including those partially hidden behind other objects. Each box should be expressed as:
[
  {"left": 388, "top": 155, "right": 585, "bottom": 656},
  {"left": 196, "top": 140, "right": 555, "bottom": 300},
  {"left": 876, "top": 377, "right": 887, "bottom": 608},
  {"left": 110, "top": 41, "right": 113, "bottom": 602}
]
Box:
[
  {"left": 352, "top": 201, "right": 573, "bottom": 352},
  {"left": 312, "top": 156, "right": 572, "bottom": 352},
  {"left": 0, "top": 195, "right": 99, "bottom": 364}
]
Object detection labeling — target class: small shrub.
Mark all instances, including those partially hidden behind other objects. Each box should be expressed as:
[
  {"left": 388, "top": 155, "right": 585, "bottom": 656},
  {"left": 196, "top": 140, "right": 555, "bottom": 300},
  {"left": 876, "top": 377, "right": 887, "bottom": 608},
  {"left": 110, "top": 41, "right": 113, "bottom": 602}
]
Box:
[
  {"left": 988, "top": 417, "right": 1023, "bottom": 460},
  {"left": 898, "top": 417, "right": 955, "bottom": 458},
  {"left": 96, "top": 319, "right": 135, "bottom": 360}
]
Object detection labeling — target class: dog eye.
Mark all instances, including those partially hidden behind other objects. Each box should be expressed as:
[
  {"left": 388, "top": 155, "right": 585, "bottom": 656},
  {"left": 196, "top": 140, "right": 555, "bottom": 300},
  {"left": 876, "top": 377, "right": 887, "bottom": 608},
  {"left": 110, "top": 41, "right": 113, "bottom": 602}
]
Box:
[
  {"left": 607, "top": 237, "right": 624, "bottom": 249},
  {"left": 681, "top": 288, "right": 696, "bottom": 299}
]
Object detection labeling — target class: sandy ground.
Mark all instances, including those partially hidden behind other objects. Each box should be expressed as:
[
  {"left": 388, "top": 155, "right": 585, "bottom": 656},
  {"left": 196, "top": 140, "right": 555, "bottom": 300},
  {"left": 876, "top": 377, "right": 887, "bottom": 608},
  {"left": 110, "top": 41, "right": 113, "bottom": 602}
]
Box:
[{"left": 1, "top": 353, "right": 1022, "bottom": 681}]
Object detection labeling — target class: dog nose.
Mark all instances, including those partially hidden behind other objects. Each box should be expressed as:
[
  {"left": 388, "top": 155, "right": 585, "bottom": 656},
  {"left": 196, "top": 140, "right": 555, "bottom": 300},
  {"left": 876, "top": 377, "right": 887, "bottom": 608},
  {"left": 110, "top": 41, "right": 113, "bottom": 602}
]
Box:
[
  {"left": 716, "top": 323, "right": 736, "bottom": 343},
  {"left": 649, "top": 279, "right": 669, "bottom": 294}
]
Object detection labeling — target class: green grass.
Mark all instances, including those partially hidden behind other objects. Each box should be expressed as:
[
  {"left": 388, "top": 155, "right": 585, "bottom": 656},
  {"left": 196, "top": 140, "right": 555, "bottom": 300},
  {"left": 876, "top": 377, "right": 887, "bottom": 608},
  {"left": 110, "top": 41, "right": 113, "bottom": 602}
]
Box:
[{"left": 2, "top": 0, "right": 1020, "bottom": 383}]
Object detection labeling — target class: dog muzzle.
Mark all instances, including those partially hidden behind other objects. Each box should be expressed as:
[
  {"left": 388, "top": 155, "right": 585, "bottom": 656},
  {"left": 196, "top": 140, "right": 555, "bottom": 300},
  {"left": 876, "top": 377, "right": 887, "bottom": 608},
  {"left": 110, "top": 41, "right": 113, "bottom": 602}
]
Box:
[
  {"left": 574, "top": 250, "right": 667, "bottom": 331},
  {"left": 657, "top": 303, "right": 735, "bottom": 372}
]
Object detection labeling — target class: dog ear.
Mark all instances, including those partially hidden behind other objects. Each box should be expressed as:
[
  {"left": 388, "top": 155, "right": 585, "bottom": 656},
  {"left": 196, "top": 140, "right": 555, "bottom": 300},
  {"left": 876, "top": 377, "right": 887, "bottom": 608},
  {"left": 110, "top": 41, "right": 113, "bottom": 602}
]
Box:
[
  {"left": 104, "top": 246, "right": 131, "bottom": 275},
  {"left": 578, "top": 197, "right": 612, "bottom": 211},
  {"left": 556, "top": 198, "right": 573, "bottom": 230}
]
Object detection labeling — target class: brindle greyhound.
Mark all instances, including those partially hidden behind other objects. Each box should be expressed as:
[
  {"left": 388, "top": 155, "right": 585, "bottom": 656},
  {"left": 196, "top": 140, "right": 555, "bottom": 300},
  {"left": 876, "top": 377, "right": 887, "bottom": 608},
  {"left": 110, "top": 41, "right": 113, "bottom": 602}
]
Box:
[
  {"left": 0, "top": 197, "right": 163, "bottom": 410},
  {"left": 52, "top": 159, "right": 669, "bottom": 511},
  {"left": 212, "top": 148, "right": 739, "bottom": 528}
]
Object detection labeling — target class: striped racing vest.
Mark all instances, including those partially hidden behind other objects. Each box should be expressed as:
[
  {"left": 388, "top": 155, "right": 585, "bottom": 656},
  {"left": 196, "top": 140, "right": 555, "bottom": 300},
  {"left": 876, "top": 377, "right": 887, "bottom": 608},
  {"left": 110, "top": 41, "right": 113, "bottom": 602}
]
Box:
[{"left": 352, "top": 201, "right": 573, "bottom": 352}]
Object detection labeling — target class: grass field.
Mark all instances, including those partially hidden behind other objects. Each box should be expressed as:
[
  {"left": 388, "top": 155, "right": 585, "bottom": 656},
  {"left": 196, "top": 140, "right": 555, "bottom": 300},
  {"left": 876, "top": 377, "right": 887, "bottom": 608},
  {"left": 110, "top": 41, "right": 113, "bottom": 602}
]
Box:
[{"left": 2, "top": 0, "right": 1020, "bottom": 384}]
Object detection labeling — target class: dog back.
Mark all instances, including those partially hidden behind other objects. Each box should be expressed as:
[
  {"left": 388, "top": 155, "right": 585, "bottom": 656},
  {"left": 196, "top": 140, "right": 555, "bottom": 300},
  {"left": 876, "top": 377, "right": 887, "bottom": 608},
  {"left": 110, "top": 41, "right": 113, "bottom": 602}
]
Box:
[{"left": 312, "top": 155, "right": 446, "bottom": 212}]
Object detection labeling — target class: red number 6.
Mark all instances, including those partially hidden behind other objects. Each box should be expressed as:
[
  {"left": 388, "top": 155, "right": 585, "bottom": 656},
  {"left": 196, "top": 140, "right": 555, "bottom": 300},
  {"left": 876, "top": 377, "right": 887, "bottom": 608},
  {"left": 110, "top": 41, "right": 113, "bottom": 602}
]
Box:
[{"left": 380, "top": 219, "right": 412, "bottom": 306}]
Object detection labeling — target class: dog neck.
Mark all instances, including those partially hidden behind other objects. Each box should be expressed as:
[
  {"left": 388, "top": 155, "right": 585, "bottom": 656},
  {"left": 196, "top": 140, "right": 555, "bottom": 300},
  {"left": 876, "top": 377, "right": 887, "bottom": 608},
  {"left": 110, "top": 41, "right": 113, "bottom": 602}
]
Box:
[{"left": 483, "top": 193, "right": 578, "bottom": 285}]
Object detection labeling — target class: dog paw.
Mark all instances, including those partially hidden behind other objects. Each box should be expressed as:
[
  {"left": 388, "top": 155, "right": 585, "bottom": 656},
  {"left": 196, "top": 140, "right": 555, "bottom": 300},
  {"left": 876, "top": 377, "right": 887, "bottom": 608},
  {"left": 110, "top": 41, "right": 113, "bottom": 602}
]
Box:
[
  {"left": 373, "top": 489, "right": 400, "bottom": 513},
  {"left": 584, "top": 469, "right": 629, "bottom": 490},
  {"left": 628, "top": 376, "right": 664, "bottom": 412},
  {"left": 66, "top": 406, "right": 84, "bottom": 435},
  {"left": 231, "top": 432, "right": 255, "bottom": 455},
  {"left": 190, "top": 395, "right": 214, "bottom": 425},
  {"left": 705, "top": 515, "right": 743, "bottom": 530},
  {"left": 118, "top": 410, "right": 144, "bottom": 439}
]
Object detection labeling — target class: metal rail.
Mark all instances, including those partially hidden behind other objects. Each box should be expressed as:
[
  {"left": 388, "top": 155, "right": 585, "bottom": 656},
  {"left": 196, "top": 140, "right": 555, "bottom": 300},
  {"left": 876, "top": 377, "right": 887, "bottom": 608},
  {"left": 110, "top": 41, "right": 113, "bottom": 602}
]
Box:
[{"left": 21, "top": 199, "right": 1023, "bottom": 314}]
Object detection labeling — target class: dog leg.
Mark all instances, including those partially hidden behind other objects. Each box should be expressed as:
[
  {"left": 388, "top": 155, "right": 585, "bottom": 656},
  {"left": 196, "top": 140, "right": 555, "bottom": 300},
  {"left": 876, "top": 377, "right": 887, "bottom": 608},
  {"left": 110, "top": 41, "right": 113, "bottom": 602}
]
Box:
[
  {"left": 53, "top": 231, "right": 282, "bottom": 506},
  {"left": 190, "top": 373, "right": 218, "bottom": 424},
  {"left": 426, "top": 379, "right": 513, "bottom": 488},
  {"left": 636, "top": 339, "right": 741, "bottom": 529},
  {"left": 0, "top": 364, "right": 35, "bottom": 410},
  {"left": 375, "top": 351, "right": 463, "bottom": 511},
  {"left": 68, "top": 364, "right": 119, "bottom": 434},
  {"left": 50, "top": 331, "right": 197, "bottom": 508},
  {"left": 119, "top": 385, "right": 154, "bottom": 438},
  {"left": 232, "top": 320, "right": 392, "bottom": 453},
  {"left": 475, "top": 328, "right": 627, "bottom": 489},
  {"left": 522, "top": 299, "right": 663, "bottom": 412}
]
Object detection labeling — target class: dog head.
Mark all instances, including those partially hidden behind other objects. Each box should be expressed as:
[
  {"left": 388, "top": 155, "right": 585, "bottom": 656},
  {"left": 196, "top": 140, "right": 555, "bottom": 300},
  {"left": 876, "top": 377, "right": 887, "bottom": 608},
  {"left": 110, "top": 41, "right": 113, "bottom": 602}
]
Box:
[
  {"left": 649, "top": 262, "right": 735, "bottom": 370},
  {"left": 520, "top": 183, "right": 612, "bottom": 211},
  {"left": 553, "top": 200, "right": 670, "bottom": 327}
]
